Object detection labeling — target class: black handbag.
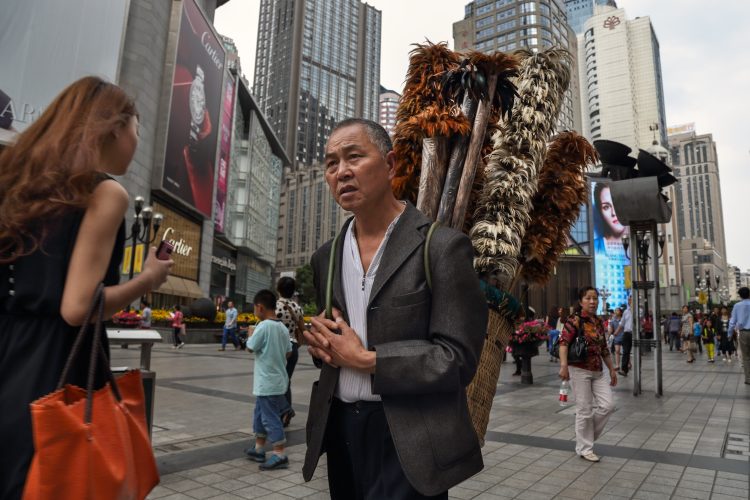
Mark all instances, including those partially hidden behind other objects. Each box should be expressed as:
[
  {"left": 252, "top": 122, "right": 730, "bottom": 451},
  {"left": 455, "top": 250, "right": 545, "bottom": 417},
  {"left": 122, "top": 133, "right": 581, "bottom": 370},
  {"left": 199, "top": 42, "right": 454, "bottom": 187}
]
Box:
[{"left": 551, "top": 316, "right": 588, "bottom": 363}]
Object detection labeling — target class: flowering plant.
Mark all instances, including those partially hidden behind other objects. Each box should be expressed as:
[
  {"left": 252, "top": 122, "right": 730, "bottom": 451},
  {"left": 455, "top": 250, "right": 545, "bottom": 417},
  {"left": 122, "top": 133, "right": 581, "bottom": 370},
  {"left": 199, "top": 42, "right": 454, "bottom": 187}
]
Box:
[
  {"left": 510, "top": 319, "right": 549, "bottom": 344},
  {"left": 112, "top": 310, "right": 142, "bottom": 328}
]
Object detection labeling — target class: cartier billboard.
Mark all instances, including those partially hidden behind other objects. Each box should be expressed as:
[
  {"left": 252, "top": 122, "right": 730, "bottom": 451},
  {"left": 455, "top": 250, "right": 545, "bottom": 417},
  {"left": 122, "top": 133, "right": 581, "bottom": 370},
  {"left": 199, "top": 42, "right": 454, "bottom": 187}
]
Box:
[
  {"left": 161, "top": 0, "right": 226, "bottom": 218},
  {"left": 151, "top": 202, "right": 202, "bottom": 281}
]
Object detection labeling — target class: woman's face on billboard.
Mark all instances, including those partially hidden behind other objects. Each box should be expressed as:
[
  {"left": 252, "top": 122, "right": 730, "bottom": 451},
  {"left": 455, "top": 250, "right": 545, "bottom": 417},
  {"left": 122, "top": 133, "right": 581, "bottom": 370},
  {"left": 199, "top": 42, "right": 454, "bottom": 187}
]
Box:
[{"left": 599, "top": 186, "right": 625, "bottom": 237}]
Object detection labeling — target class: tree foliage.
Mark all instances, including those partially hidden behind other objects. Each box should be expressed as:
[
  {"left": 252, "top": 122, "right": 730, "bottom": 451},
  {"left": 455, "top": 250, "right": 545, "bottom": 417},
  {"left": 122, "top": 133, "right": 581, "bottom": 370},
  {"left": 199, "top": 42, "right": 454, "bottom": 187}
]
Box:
[{"left": 295, "top": 264, "right": 317, "bottom": 310}]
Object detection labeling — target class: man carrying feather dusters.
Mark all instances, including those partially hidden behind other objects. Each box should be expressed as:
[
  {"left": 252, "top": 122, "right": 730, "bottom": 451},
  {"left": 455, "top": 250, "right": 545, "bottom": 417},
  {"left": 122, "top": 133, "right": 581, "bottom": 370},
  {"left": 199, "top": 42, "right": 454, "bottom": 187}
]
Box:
[{"left": 301, "top": 118, "right": 488, "bottom": 499}]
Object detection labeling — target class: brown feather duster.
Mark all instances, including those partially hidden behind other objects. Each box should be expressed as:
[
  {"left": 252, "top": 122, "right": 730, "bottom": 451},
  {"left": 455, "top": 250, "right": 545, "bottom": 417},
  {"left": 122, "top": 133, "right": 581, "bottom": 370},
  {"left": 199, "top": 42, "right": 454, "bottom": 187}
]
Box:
[
  {"left": 520, "top": 132, "right": 598, "bottom": 285},
  {"left": 392, "top": 42, "right": 460, "bottom": 203},
  {"left": 391, "top": 43, "right": 519, "bottom": 204}
]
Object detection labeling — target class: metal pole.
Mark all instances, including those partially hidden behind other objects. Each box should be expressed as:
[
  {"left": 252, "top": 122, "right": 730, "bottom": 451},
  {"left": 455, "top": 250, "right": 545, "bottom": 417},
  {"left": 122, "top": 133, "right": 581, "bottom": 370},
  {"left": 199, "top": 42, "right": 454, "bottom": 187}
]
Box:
[
  {"left": 630, "top": 230, "right": 641, "bottom": 396},
  {"left": 652, "top": 225, "right": 663, "bottom": 396}
]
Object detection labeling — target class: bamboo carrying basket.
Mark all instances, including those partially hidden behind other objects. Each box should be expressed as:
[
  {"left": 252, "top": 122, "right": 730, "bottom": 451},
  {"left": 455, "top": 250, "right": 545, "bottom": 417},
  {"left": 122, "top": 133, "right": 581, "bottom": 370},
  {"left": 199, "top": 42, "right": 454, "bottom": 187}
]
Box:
[{"left": 466, "top": 308, "right": 511, "bottom": 445}]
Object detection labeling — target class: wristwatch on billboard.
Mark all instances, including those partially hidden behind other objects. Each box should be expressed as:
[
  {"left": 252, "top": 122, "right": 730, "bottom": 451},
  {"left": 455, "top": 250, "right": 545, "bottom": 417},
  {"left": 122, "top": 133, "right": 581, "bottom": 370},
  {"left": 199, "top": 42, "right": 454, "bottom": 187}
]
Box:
[{"left": 188, "top": 65, "right": 206, "bottom": 151}]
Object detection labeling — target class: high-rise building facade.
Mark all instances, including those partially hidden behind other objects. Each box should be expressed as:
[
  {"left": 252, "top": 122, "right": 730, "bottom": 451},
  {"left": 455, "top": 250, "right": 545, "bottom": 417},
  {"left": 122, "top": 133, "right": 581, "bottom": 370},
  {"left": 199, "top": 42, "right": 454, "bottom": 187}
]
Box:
[
  {"left": 253, "top": 0, "right": 381, "bottom": 168},
  {"left": 254, "top": 0, "right": 381, "bottom": 279},
  {"left": 564, "top": 0, "right": 616, "bottom": 34},
  {"left": 577, "top": 6, "right": 667, "bottom": 152},
  {"left": 668, "top": 123, "right": 727, "bottom": 281},
  {"left": 453, "top": 0, "right": 582, "bottom": 133},
  {"left": 379, "top": 86, "right": 400, "bottom": 137}
]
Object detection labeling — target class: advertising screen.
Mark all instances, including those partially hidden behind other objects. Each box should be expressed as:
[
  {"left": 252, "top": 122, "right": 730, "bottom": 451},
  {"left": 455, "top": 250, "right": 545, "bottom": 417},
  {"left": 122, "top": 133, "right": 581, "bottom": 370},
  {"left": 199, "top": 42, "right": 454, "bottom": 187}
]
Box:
[
  {"left": 162, "top": 0, "right": 226, "bottom": 218},
  {"left": 591, "top": 179, "right": 631, "bottom": 313},
  {"left": 0, "top": 0, "right": 129, "bottom": 131},
  {"left": 214, "top": 74, "right": 235, "bottom": 232}
]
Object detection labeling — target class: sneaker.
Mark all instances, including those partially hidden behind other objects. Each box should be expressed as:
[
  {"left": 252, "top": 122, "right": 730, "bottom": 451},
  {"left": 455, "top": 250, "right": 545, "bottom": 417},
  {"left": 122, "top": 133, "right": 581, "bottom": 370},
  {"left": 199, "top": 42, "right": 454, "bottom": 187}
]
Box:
[
  {"left": 218, "top": 347, "right": 226, "bottom": 351},
  {"left": 177, "top": 342, "right": 185, "bottom": 349},
  {"left": 259, "top": 454, "right": 289, "bottom": 470},
  {"left": 580, "top": 452, "right": 600, "bottom": 462},
  {"left": 171, "top": 345, "right": 177, "bottom": 349},
  {"left": 245, "top": 446, "right": 266, "bottom": 463}
]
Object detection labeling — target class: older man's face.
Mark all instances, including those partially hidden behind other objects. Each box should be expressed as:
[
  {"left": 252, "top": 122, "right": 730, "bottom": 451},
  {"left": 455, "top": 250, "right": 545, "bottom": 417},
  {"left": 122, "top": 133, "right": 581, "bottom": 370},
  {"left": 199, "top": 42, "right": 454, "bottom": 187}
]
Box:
[{"left": 324, "top": 124, "right": 395, "bottom": 214}]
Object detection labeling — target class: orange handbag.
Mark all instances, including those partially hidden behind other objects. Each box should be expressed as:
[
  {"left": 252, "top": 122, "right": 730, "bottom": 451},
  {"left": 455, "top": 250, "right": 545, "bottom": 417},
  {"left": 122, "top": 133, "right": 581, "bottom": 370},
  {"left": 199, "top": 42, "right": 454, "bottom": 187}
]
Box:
[{"left": 22, "top": 285, "right": 159, "bottom": 500}]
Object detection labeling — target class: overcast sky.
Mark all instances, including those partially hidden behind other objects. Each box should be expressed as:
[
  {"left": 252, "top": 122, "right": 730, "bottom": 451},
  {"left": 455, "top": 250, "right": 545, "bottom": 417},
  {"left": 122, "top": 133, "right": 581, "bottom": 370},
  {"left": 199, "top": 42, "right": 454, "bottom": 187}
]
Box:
[{"left": 215, "top": 0, "right": 750, "bottom": 271}]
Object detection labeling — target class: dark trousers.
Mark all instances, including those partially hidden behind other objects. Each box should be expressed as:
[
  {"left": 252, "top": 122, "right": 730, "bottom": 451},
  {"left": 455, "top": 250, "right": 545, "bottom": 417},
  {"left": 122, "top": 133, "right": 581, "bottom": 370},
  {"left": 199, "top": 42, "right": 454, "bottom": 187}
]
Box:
[
  {"left": 325, "top": 399, "right": 448, "bottom": 500},
  {"left": 621, "top": 332, "right": 632, "bottom": 374},
  {"left": 172, "top": 327, "right": 182, "bottom": 346},
  {"left": 669, "top": 333, "right": 681, "bottom": 351},
  {"left": 285, "top": 342, "right": 299, "bottom": 408}
]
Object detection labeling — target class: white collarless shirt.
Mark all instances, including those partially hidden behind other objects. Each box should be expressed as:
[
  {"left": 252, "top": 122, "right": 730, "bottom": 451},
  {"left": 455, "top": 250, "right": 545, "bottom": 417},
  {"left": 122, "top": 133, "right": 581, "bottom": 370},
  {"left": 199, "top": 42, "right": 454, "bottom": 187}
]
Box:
[{"left": 336, "top": 209, "right": 404, "bottom": 402}]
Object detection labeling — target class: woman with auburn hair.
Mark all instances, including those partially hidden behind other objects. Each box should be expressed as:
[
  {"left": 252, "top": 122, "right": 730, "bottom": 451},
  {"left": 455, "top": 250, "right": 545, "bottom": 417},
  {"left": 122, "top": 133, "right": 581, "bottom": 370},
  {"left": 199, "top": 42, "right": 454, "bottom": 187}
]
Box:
[{"left": 0, "top": 76, "right": 173, "bottom": 499}]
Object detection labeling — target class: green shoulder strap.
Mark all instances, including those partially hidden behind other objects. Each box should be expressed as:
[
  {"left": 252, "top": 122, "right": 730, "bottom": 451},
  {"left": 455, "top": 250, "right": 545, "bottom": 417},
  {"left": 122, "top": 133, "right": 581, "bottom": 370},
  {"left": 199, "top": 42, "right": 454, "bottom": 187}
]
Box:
[
  {"left": 325, "top": 220, "right": 440, "bottom": 318},
  {"left": 325, "top": 229, "right": 343, "bottom": 320}
]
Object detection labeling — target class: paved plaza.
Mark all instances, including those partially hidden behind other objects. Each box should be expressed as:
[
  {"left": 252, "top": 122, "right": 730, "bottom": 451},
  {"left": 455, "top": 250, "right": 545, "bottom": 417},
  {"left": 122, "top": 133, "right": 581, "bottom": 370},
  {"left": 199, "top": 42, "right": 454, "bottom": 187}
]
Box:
[{"left": 110, "top": 340, "right": 750, "bottom": 500}]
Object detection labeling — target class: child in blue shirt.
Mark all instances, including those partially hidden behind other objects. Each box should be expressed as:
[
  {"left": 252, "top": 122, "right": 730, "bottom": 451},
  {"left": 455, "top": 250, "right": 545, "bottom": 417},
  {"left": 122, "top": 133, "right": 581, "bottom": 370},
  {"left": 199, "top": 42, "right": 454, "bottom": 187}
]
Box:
[
  {"left": 244, "top": 290, "right": 292, "bottom": 470},
  {"left": 693, "top": 320, "right": 703, "bottom": 355}
]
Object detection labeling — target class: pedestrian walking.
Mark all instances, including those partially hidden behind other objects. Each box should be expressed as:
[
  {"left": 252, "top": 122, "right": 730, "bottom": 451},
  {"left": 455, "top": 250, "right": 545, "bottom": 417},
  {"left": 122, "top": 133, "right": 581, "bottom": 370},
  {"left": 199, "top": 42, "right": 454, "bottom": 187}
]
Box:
[
  {"left": 609, "top": 308, "right": 622, "bottom": 369},
  {"left": 558, "top": 286, "right": 617, "bottom": 463},
  {"left": 718, "top": 306, "right": 734, "bottom": 362},
  {"left": 546, "top": 306, "right": 562, "bottom": 362},
  {"left": 693, "top": 316, "right": 703, "bottom": 354},
  {"left": 702, "top": 318, "right": 716, "bottom": 363},
  {"left": 219, "top": 300, "right": 240, "bottom": 351},
  {"left": 613, "top": 297, "right": 633, "bottom": 375},
  {"left": 681, "top": 306, "right": 696, "bottom": 363},
  {"left": 728, "top": 287, "right": 750, "bottom": 384},
  {"left": 140, "top": 300, "right": 152, "bottom": 329},
  {"left": 0, "top": 77, "right": 172, "bottom": 500},
  {"left": 275, "top": 277, "right": 305, "bottom": 427},
  {"left": 667, "top": 312, "right": 682, "bottom": 351},
  {"left": 171, "top": 305, "right": 185, "bottom": 349},
  {"left": 244, "top": 290, "right": 293, "bottom": 470},
  {"left": 302, "top": 119, "right": 487, "bottom": 499}
]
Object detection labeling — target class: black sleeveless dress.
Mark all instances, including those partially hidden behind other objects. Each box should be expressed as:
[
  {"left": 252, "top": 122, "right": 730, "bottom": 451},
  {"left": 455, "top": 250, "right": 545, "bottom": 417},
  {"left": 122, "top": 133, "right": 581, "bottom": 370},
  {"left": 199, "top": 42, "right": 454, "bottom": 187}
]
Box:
[{"left": 0, "top": 204, "right": 125, "bottom": 499}]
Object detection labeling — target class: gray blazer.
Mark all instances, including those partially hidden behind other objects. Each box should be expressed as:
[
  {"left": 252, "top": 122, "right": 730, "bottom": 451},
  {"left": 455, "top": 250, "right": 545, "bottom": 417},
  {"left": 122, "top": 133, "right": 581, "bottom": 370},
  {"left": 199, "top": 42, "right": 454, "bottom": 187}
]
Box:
[{"left": 302, "top": 203, "right": 488, "bottom": 496}]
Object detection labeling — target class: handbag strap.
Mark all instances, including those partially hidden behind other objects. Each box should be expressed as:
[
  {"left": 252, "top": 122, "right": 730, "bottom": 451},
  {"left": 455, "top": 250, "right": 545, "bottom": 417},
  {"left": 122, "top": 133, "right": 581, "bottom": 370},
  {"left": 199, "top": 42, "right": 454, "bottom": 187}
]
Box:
[{"left": 57, "top": 283, "right": 124, "bottom": 424}]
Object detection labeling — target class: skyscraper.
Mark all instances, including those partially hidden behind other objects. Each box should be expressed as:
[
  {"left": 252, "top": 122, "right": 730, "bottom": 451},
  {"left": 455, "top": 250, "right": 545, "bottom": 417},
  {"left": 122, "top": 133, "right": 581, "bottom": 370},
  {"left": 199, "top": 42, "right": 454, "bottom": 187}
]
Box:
[
  {"left": 668, "top": 123, "right": 727, "bottom": 278},
  {"left": 564, "top": 0, "right": 616, "bottom": 34},
  {"left": 253, "top": 0, "right": 381, "bottom": 168},
  {"left": 254, "top": 0, "right": 381, "bottom": 277},
  {"left": 453, "top": 0, "right": 582, "bottom": 133},
  {"left": 379, "top": 86, "right": 400, "bottom": 137},
  {"left": 577, "top": 5, "right": 667, "bottom": 152}
]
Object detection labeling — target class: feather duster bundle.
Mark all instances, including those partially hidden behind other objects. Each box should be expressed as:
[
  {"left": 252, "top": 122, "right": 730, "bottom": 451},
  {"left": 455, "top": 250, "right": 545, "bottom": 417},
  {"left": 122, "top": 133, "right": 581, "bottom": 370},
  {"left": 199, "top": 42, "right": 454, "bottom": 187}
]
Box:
[
  {"left": 391, "top": 43, "right": 519, "bottom": 204},
  {"left": 470, "top": 49, "right": 571, "bottom": 289},
  {"left": 520, "top": 132, "right": 597, "bottom": 285},
  {"left": 391, "top": 42, "right": 460, "bottom": 203}
]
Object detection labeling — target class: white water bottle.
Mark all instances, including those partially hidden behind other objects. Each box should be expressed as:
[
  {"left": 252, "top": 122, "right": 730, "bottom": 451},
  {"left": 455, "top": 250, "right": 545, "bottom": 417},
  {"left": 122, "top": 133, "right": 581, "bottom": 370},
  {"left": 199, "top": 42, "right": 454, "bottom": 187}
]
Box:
[{"left": 559, "top": 380, "right": 570, "bottom": 406}]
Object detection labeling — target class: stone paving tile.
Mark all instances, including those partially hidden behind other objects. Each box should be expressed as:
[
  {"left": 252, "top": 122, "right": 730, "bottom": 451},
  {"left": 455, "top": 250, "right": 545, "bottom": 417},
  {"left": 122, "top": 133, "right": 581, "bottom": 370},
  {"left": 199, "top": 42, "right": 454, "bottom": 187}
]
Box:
[
  {"left": 184, "top": 485, "right": 226, "bottom": 499},
  {"left": 125, "top": 345, "right": 750, "bottom": 500}
]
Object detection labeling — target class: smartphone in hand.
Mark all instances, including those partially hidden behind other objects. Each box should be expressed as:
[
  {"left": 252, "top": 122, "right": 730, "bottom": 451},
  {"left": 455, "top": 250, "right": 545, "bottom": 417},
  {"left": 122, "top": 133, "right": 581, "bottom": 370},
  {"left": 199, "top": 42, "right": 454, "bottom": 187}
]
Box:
[{"left": 156, "top": 240, "right": 174, "bottom": 260}]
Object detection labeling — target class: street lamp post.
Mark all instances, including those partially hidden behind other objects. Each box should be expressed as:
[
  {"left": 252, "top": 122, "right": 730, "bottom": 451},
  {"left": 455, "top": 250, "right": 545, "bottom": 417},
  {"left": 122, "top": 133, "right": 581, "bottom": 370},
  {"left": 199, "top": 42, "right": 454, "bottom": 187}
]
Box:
[
  {"left": 126, "top": 196, "right": 163, "bottom": 281},
  {"left": 598, "top": 286, "right": 611, "bottom": 314},
  {"left": 623, "top": 227, "right": 665, "bottom": 397},
  {"left": 718, "top": 287, "right": 731, "bottom": 305}
]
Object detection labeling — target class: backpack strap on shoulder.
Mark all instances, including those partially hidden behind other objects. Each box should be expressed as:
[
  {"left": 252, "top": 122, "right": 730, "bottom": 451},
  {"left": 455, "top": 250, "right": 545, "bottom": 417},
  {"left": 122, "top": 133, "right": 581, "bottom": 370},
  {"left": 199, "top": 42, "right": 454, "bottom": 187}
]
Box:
[{"left": 325, "top": 229, "right": 343, "bottom": 320}]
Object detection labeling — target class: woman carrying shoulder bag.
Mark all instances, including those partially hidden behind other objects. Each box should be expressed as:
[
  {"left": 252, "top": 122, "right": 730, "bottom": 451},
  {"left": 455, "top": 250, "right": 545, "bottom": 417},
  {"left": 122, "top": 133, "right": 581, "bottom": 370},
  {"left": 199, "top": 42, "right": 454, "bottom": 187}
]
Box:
[
  {"left": 558, "top": 286, "right": 617, "bottom": 463},
  {"left": 0, "top": 77, "right": 172, "bottom": 500}
]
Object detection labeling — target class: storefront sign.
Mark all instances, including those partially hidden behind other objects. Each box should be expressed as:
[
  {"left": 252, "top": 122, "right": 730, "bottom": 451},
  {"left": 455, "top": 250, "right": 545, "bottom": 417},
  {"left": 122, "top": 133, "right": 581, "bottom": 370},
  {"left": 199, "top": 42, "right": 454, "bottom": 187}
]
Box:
[
  {"left": 151, "top": 202, "right": 202, "bottom": 281},
  {"left": 211, "top": 255, "right": 236, "bottom": 272},
  {"left": 161, "top": 0, "right": 226, "bottom": 217}
]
